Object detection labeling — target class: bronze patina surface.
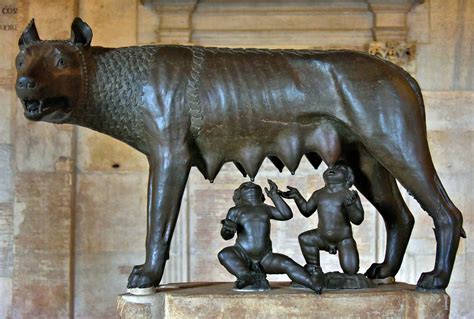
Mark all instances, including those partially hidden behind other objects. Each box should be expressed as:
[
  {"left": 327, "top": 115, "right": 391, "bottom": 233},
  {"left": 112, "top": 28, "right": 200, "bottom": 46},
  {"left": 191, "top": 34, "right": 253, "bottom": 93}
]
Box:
[
  {"left": 15, "top": 18, "right": 465, "bottom": 290},
  {"left": 218, "top": 180, "right": 322, "bottom": 293},
  {"left": 281, "top": 162, "right": 364, "bottom": 278}
]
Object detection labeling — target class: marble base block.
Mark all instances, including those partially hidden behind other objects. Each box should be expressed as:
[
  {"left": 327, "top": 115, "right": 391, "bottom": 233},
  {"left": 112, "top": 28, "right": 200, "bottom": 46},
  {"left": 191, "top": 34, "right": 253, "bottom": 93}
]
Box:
[{"left": 117, "top": 282, "right": 449, "bottom": 319}]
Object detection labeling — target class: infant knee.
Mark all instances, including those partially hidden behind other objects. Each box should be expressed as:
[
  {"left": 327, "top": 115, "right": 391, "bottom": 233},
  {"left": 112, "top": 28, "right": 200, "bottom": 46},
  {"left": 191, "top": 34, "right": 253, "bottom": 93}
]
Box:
[
  {"left": 218, "top": 248, "right": 233, "bottom": 263},
  {"left": 344, "top": 266, "right": 359, "bottom": 275},
  {"left": 298, "top": 232, "right": 313, "bottom": 246},
  {"left": 341, "top": 261, "right": 359, "bottom": 275}
]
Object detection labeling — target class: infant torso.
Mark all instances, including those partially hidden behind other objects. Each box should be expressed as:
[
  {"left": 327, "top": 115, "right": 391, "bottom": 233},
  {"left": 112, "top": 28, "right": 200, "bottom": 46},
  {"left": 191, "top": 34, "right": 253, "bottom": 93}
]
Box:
[
  {"left": 235, "top": 205, "right": 273, "bottom": 260},
  {"left": 317, "top": 190, "right": 353, "bottom": 244}
]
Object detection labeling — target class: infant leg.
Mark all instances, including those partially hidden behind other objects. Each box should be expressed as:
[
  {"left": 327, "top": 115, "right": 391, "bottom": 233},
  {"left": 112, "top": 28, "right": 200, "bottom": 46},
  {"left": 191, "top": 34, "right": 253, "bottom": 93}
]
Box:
[
  {"left": 298, "top": 229, "right": 324, "bottom": 266},
  {"left": 337, "top": 238, "right": 359, "bottom": 275},
  {"left": 218, "top": 246, "right": 251, "bottom": 278},
  {"left": 261, "top": 253, "right": 322, "bottom": 293}
]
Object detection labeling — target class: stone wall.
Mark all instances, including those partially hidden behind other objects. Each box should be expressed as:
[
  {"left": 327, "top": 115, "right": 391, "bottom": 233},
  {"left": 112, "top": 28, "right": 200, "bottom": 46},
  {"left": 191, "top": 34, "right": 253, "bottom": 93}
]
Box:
[
  {"left": 0, "top": 0, "right": 472, "bottom": 318},
  {"left": 0, "top": 2, "right": 16, "bottom": 317}
]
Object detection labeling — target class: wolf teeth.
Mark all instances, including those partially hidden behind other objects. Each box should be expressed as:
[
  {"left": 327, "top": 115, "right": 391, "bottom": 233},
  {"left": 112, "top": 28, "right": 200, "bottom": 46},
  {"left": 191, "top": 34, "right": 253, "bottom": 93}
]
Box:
[{"left": 24, "top": 99, "right": 41, "bottom": 113}]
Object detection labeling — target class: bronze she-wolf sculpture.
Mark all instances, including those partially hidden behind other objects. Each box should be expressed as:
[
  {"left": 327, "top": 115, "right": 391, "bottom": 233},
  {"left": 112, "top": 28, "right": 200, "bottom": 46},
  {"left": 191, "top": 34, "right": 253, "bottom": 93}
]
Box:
[{"left": 15, "top": 18, "right": 465, "bottom": 290}]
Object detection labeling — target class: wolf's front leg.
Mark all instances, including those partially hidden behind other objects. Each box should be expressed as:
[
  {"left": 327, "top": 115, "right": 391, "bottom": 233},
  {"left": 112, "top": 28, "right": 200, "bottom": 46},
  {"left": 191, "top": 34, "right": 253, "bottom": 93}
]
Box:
[{"left": 128, "top": 149, "right": 191, "bottom": 288}]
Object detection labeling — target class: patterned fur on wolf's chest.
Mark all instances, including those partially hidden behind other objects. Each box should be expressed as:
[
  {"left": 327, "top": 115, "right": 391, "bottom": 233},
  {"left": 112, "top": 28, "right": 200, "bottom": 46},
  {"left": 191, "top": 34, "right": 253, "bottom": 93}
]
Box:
[{"left": 83, "top": 46, "right": 159, "bottom": 147}]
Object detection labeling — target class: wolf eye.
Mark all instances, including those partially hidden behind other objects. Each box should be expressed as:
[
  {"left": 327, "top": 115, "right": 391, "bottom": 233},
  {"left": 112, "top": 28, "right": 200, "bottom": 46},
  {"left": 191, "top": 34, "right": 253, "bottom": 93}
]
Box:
[
  {"left": 16, "top": 58, "right": 24, "bottom": 69},
  {"left": 56, "top": 58, "right": 66, "bottom": 68}
]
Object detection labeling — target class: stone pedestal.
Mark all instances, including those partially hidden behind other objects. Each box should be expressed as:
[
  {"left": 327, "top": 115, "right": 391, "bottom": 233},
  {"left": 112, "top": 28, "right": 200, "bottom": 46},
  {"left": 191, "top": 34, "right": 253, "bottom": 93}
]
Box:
[{"left": 117, "top": 282, "right": 449, "bottom": 319}]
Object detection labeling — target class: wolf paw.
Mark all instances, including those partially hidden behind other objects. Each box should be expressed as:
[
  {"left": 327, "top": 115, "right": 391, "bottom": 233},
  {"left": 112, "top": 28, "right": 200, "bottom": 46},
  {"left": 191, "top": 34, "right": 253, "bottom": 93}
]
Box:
[
  {"left": 365, "top": 262, "right": 395, "bottom": 279},
  {"left": 417, "top": 270, "right": 449, "bottom": 290},
  {"left": 127, "top": 264, "right": 161, "bottom": 288}
]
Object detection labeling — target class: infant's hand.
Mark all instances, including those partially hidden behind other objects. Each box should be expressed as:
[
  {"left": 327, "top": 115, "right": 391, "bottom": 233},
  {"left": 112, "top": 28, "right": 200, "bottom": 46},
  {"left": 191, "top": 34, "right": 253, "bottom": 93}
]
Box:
[
  {"left": 279, "top": 186, "right": 300, "bottom": 199},
  {"left": 265, "top": 179, "right": 279, "bottom": 197},
  {"left": 344, "top": 190, "right": 359, "bottom": 206},
  {"left": 221, "top": 219, "right": 237, "bottom": 232},
  {"left": 220, "top": 219, "right": 237, "bottom": 240}
]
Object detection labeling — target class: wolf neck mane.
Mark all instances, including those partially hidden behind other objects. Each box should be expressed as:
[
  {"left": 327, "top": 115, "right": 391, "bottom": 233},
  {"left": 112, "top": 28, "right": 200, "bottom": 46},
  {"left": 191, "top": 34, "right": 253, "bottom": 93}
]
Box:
[{"left": 69, "top": 45, "right": 159, "bottom": 153}]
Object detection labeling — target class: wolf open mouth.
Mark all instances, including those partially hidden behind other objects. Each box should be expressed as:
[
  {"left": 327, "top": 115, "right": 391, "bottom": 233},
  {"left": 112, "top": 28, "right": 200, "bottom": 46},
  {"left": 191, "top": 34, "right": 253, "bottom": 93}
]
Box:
[{"left": 23, "top": 97, "right": 69, "bottom": 120}]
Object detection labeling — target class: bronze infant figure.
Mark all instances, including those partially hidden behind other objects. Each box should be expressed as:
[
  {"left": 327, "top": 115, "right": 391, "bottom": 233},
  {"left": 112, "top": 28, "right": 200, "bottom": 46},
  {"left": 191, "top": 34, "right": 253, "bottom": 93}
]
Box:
[
  {"left": 281, "top": 162, "right": 364, "bottom": 277},
  {"left": 15, "top": 18, "right": 465, "bottom": 290},
  {"left": 218, "top": 180, "right": 322, "bottom": 293}
]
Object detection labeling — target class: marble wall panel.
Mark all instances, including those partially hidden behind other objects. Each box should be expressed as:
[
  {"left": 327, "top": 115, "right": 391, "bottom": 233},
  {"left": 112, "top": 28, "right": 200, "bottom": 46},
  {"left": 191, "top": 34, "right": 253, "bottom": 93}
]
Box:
[
  {"left": 0, "top": 277, "right": 12, "bottom": 319},
  {"left": 12, "top": 172, "right": 73, "bottom": 318},
  {"left": 0, "top": 0, "right": 17, "bottom": 316},
  {"left": 448, "top": 253, "right": 474, "bottom": 318},
  {"left": 407, "top": 0, "right": 430, "bottom": 44},
  {"left": 424, "top": 91, "right": 474, "bottom": 131},
  {"left": 138, "top": 2, "right": 160, "bottom": 44},
  {"left": 192, "top": 30, "right": 372, "bottom": 49},
  {"left": 79, "top": 0, "right": 138, "bottom": 47},
  {"left": 0, "top": 89, "right": 13, "bottom": 145},
  {"left": 192, "top": 12, "right": 373, "bottom": 31},
  {"left": 14, "top": 119, "right": 73, "bottom": 173},
  {"left": 0, "top": 204, "right": 13, "bottom": 277},
  {"left": 77, "top": 128, "right": 148, "bottom": 173},
  {"left": 428, "top": 130, "right": 472, "bottom": 174},
  {"left": 75, "top": 173, "right": 148, "bottom": 253},
  {"left": 74, "top": 172, "right": 190, "bottom": 315},
  {"left": 74, "top": 252, "right": 145, "bottom": 319},
  {"left": 416, "top": 0, "right": 473, "bottom": 91},
  {"left": 0, "top": 145, "right": 12, "bottom": 203},
  {"left": 18, "top": 0, "right": 78, "bottom": 39}
]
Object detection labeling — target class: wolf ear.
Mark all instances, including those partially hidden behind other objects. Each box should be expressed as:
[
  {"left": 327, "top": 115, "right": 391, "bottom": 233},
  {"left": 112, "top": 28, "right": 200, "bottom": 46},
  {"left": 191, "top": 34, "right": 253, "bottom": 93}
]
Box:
[
  {"left": 19, "top": 19, "right": 40, "bottom": 47},
  {"left": 71, "top": 17, "right": 92, "bottom": 47}
]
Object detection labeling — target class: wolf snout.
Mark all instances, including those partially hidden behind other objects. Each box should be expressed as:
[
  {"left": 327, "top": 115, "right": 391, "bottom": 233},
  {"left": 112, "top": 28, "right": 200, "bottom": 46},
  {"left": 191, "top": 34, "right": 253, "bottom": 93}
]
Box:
[{"left": 16, "top": 76, "right": 36, "bottom": 90}]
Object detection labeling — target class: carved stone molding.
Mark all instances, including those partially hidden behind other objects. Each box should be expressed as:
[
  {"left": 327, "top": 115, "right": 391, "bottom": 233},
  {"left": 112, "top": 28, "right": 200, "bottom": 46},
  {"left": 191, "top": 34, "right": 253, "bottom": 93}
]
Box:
[
  {"left": 368, "top": 0, "right": 424, "bottom": 41},
  {"left": 146, "top": 0, "right": 198, "bottom": 44},
  {"left": 140, "top": 0, "right": 423, "bottom": 51},
  {"left": 368, "top": 41, "right": 416, "bottom": 73}
]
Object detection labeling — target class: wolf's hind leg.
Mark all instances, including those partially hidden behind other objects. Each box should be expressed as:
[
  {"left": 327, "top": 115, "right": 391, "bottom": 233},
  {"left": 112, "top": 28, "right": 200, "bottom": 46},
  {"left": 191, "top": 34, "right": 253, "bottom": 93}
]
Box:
[{"left": 345, "top": 147, "right": 414, "bottom": 280}]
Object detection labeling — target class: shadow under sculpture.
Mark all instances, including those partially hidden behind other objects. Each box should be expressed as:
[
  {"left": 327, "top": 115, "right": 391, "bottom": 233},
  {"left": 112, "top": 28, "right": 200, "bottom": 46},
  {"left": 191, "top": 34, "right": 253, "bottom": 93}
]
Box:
[
  {"left": 218, "top": 180, "right": 322, "bottom": 293},
  {"left": 15, "top": 18, "right": 465, "bottom": 290},
  {"left": 280, "top": 162, "right": 372, "bottom": 289}
]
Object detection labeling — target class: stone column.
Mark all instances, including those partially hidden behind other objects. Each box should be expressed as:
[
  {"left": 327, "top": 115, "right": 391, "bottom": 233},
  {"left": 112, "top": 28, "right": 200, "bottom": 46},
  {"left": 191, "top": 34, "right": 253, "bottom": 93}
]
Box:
[{"left": 11, "top": 0, "right": 77, "bottom": 317}]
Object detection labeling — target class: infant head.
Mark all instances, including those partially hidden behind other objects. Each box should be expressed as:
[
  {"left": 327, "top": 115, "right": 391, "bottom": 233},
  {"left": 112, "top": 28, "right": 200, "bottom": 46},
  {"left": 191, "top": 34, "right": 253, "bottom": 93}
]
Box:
[
  {"left": 323, "top": 161, "right": 354, "bottom": 188},
  {"left": 233, "top": 182, "right": 265, "bottom": 205}
]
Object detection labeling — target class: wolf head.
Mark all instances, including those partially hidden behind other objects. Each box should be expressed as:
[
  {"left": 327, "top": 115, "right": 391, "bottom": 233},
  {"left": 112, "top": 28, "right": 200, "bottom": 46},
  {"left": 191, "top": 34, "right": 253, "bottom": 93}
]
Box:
[{"left": 15, "top": 18, "right": 92, "bottom": 123}]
